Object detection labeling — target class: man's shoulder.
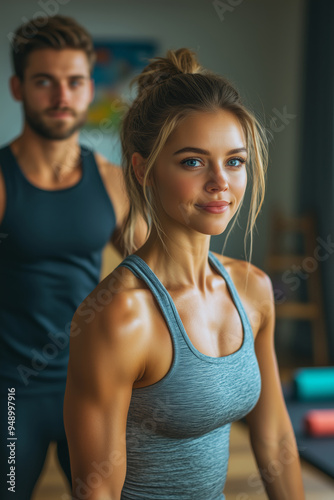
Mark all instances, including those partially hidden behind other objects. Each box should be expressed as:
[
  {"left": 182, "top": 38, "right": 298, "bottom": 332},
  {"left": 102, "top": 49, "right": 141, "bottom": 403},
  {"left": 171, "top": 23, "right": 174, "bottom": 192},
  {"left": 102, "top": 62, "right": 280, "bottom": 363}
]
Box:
[
  {"left": 93, "top": 151, "right": 122, "bottom": 176},
  {"left": 90, "top": 151, "right": 128, "bottom": 225}
]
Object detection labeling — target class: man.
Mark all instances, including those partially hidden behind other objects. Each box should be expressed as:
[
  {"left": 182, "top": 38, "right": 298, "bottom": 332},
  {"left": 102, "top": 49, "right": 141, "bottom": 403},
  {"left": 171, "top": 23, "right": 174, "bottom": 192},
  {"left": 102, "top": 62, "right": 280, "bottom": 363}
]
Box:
[{"left": 0, "top": 15, "right": 146, "bottom": 499}]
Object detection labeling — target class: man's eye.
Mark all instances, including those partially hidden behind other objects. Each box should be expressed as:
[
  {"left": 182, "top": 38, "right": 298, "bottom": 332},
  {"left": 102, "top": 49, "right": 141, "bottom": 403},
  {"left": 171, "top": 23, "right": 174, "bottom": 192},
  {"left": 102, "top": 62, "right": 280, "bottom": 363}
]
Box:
[
  {"left": 36, "top": 80, "right": 50, "bottom": 87},
  {"left": 70, "top": 80, "right": 82, "bottom": 88}
]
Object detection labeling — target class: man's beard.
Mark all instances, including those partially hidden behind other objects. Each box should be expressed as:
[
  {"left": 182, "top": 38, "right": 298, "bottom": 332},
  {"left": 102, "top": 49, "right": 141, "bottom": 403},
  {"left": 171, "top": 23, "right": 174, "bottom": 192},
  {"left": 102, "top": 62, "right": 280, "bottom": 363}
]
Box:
[{"left": 23, "top": 101, "right": 88, "bottom": 140}]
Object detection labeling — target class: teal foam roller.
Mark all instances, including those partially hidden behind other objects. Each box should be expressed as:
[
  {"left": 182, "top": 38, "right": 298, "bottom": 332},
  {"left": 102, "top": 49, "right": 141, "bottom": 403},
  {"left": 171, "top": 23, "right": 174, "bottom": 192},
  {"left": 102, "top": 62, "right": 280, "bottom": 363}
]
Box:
[{"left": 293, "top": 367, "right": 334, "bottom": 401}]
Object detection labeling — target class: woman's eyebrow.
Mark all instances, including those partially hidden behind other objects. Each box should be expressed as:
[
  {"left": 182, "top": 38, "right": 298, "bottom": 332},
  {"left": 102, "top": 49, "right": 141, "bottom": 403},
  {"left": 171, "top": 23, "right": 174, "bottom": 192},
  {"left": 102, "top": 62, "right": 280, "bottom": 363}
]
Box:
[{"left": 173, "top": 147, "right": 247, "bottom": 155}]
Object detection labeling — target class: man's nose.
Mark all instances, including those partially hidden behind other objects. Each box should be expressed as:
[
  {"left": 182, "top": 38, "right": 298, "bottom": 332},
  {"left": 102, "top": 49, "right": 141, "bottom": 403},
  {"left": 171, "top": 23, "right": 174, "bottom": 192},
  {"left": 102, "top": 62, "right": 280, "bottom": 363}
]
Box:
[{"left": 53, "top": 82, "right": 71, "bottom": 107}]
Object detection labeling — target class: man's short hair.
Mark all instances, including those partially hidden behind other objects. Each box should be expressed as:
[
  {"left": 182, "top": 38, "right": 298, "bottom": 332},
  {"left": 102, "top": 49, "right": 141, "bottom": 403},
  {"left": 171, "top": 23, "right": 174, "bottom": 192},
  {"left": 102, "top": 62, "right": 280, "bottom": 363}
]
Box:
[{"left": 11, "top": 15, "right": 96, "bottom": 80}]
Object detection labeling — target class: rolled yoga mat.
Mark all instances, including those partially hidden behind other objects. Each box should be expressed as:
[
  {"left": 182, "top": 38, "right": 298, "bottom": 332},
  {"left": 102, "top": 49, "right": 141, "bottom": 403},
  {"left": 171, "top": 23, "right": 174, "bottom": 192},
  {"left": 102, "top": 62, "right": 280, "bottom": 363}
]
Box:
[
  {"left": 304, "top": 409, "right": 334, "bottom": 437},
  {"left": 283, "top": 383, "right": 334, "bottom": 478},
  {"left": 293, "top": 367, "right": 334, "bottom": 401}
]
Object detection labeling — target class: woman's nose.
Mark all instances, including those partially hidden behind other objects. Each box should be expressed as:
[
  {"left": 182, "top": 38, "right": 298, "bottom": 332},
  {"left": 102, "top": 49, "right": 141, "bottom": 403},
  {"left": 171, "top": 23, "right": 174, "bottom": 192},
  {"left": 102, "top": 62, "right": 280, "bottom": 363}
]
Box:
[{"left": 205, "top": 166, "right": 229, "bottom": 193}]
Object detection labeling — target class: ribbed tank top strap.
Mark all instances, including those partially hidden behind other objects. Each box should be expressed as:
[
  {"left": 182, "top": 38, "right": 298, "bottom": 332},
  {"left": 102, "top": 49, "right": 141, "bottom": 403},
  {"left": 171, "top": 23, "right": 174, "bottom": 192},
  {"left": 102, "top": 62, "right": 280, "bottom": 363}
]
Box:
[
  {"left": 79, "top": 145, "right": 116, "bottom": 221},
  {"left": 80, "top": 145, "right": 101, "bottom": 185},
  {"left": 208, "top": 251, "right": 254, "bottom": 346},
  {"left": 0, "top": 145, "right": 19, "bottom": 202},
  {"left": 117, "top": 255, "right": 182, "bottom": 360}
]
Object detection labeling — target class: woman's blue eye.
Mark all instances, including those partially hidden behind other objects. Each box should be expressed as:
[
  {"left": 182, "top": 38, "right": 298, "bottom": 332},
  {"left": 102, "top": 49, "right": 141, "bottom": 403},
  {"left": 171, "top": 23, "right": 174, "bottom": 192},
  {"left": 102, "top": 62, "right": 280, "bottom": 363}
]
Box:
[
  {"left": 182, "top": 158, "right": 202, "bottom": 168},
  {"left": 227, "top": 157, "right": 246, "bottom": 168}
]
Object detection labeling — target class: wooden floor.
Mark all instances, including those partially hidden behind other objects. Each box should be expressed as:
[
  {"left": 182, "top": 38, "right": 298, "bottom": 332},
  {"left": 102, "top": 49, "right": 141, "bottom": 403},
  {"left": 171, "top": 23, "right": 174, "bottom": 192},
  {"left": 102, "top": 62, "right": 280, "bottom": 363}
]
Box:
[{"left": 32, "top": 421, "right": 334, "bottom": 500}]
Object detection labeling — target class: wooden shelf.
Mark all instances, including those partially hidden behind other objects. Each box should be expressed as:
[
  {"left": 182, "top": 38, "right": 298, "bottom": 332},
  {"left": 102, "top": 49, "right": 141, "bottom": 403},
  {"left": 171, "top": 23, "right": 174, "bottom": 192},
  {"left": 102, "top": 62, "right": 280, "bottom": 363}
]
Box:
[
  {"left": 276, "top": 302, "right": 319, "bottom": 320},
  {"left": 265, "top": 210, "right": 329, "bottom": 366}
]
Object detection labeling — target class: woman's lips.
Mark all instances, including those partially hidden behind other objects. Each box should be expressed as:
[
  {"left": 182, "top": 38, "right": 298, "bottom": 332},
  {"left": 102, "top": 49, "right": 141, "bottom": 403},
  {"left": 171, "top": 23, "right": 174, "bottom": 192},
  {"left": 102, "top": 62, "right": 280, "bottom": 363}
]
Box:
[{"left": 196, "top": 201, "right": 230, "bottom": 214}]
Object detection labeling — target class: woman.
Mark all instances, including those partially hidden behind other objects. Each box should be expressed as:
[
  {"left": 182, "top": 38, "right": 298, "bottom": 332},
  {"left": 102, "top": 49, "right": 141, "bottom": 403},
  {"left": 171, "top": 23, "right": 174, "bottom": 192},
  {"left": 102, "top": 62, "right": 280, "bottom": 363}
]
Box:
[{"left": 64, "top": 49, "right": 305, "bottom": 500}]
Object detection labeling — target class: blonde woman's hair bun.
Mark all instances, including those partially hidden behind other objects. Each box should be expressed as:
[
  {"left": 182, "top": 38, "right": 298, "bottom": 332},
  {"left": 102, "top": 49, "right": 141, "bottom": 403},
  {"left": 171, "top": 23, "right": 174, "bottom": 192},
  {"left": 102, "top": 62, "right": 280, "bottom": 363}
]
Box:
[
  {"left": 122, "top": 46, "right": 268, "bottom": 268},
  {"left": 133, "top": 48, "right": 203, "bottom": 96}
]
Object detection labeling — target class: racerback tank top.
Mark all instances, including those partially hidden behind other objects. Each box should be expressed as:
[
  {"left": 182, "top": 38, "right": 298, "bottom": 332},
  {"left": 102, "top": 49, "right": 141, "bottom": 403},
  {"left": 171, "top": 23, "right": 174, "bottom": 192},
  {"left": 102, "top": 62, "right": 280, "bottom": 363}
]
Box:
[
  {"left": 0, "top": 144, "right": 116, "bottom": 394},
  {"left": 118, "top": 251, "right": 261, "bottom": 500}
]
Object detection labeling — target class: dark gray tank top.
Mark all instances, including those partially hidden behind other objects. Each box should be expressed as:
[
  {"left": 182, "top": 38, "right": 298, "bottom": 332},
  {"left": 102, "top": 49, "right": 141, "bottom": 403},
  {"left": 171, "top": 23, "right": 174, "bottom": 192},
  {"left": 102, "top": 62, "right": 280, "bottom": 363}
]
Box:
[
  {"left": 118, "top": 251, "right": 261, "bottom": 500},
  {"left": 0, "top": 145, "right": 116, "bottom": 394}
]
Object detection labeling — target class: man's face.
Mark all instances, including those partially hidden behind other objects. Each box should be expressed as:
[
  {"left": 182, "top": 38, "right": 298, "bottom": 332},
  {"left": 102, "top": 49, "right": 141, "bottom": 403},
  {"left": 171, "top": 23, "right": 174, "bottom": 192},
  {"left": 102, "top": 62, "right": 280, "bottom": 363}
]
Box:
[{"left": 13, "top": 48, "right": 94, "bottom": 140}]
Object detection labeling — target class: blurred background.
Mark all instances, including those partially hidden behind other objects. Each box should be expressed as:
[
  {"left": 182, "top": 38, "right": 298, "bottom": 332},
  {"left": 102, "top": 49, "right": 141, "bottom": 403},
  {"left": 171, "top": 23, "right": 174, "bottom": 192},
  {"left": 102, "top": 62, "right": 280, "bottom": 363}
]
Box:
[{"left": 1, "top": 0, "right": 333, "bottom": 498}]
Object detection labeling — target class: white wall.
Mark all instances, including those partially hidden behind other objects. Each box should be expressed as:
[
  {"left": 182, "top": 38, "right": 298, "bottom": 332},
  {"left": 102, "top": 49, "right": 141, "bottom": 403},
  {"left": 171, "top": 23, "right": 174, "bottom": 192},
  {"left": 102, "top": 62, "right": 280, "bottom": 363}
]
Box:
[{"left": 0, "top": 0, "right": 307, "bottom": 265}]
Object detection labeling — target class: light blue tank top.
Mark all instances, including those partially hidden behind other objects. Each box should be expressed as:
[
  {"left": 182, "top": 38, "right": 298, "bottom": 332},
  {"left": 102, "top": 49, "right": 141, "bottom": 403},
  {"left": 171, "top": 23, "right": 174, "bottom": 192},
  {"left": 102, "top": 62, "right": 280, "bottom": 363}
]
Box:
[{"left": 118, "top": 251, "right": 261, "bottom": 500}]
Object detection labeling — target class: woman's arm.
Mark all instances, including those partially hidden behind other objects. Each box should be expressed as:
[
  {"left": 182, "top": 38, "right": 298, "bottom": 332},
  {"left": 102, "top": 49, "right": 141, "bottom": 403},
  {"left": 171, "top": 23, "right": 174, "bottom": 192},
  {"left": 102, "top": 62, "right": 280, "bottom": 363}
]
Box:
[
  {"left": 64, "top": 287, "right": 147, "bottom": 500},
  {"left": 245, "top": 271, "right": 305, "bottom": 500}
]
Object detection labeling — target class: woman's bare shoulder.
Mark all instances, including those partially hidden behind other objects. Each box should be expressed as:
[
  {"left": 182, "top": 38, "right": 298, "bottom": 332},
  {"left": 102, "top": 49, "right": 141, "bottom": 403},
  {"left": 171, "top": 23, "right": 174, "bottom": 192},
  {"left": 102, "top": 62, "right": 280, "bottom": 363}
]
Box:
[
  {"left": 69, "top": 264, "right": 156, "bottom": 386},
  {"left": 211, "top": 251, "right": 271, "bottom": 290},
  {"left": 211, "top": 252, "right": 274, "bottom": 336},
  {"left": 74, "top": 264, "right": 155, "bottom": 343}
]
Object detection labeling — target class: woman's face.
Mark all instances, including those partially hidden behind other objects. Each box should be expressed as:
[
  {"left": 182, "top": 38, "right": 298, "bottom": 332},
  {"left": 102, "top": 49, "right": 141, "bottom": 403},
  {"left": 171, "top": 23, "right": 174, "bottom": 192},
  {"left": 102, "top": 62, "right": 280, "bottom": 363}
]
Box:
[{"left": 147, "top": 109, "right": 248, "bottom": 236}]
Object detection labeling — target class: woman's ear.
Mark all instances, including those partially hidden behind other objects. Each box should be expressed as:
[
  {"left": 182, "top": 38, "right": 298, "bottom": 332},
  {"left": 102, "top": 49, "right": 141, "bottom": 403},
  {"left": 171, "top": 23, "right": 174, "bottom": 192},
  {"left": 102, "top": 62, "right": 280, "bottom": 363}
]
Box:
[{"left": 131, "top": 152, "right": 151, "bottom": 186}]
